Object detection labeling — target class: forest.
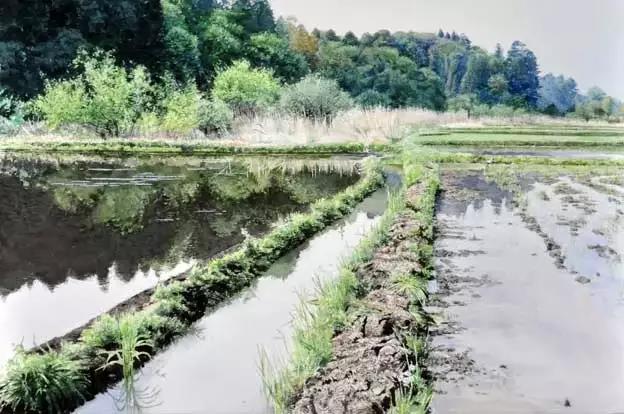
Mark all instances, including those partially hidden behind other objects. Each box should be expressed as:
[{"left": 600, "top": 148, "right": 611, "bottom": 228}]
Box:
[{"left": 0, "top": 0, "right": 622, "bottom": 136}]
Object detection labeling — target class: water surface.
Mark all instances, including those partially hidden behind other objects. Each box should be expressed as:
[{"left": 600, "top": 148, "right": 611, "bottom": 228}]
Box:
[
  {"left": 0, "top": 154, "right": 359, "bottom": 365},
  {"left": 430, "top": 168, "right": 624, "bottom": 413},
  {"left": 76, "top": 189, "right": 388, "bottom": 414}
]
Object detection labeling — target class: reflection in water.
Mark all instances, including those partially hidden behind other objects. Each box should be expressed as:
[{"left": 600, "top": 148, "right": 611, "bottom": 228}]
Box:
[
  {"left": 0, "top": 153, "right": 360, "bottom": 365},
  {"left": 76, "top": 190, "right": 388, "bottom": 414}
]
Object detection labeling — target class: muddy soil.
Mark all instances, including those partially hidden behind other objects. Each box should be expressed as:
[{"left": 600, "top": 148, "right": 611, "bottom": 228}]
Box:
[
  {"left": 428, "top": 169, "right": 624, "bottom": 414},
  {"left": 292, "top": 186, "right": 429, "bottom": 414}
]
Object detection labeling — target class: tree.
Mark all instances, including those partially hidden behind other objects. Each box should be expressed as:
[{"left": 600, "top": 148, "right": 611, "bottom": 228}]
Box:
[
  {"left": 162, "top": 0, "right": 201, "bottom": 82},
  {"left": 429, "top": 40, "right": 469, "bottom": 96},
  {"left": 197, "top": 9, "right": 245, "bottom": 77},
  {"left": 285, "top": 21, "right": 320, "bottom": 65},
  {"left": 279, "top": 75, "right": 352, "bottom": 123},
  {"left": 437, "top": 29, "right": 445, "bottom": 38},
  {"left": 343, "top": 31, "right": 359, "bottom": 46},
  {"left": 324, "top": 29, "right": 340, "bottom": 42},
  {"left": 460, "top": 51, "right": 495, "bottom": 103},
  {"left": 487, "top": 73, "right": 508, "bottom": 99},
  {"left": 32, "top": 51, "right": 156, "bottom": 136},
  {"left": 537, "top": 73, "right": 578, "bottom": 114},
  {"left": 504, "top": 41, "right": 540, "bottom": 107},
  {"left": 448, "top": 94, "right": 478, "bottom": 117},
  {"left": 246, "top": 33, "right": 309, "bottom": 82},
  {"left": 211, "top": 60, "right": 281, "bottom": 115},
  {"left": 0, "top": 0, "right": 166, "bottom": 98},
  {"left": 494, "top": 43, "right": 504, "bottom": 59},
  {"left": 231, "top": 0, "right": 275, "bottom": 34}
]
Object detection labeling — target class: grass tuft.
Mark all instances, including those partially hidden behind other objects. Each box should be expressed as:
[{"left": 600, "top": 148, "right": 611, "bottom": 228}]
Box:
[{"left": 0, "top": 348, "right": 88, "bottom": 414}]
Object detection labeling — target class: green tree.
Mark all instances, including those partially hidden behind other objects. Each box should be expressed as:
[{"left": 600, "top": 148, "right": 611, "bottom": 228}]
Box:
[
  {"left": 33, "top": 51, "right": 156, "bottom": 136},
  {"left": 448, "top": 94, "right": 478, "bottom": 117},
  {"left": 504, "top": 41, "right": 540, "bottom": 107},
  {"left": 162, "top": 0, "right": 201, "bottom": 82},
  {"left": 537, "top": 73, "right": 578, "bottom": 114},
  {"left": 231, "top": 0, "right": 275, "bottom": 34},
  {"left": 0, "top": 0, "right": 166, "bottom": 98},
  {"left": 279, "top": 75, "right": 352, "bottom": 122},
  {"left": 460, "top": 50, "right": 495, "bottom": 103},
  {"left": 246, "top": 33, "right": 309, "bottom": 82},
  {"left": 211, "top": 60, "right": 281, "bottom": 115},
  {"left": 197, "top": 9, "right": 245, "bottom": 77}
]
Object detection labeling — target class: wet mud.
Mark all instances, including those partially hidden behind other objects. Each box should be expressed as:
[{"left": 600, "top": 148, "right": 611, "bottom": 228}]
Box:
[
  {"left": 428, "top": 168, "right": 624, "bottom": 413},
  {"left": 293, "top": 185, "right": 430, "bottom": 414}
]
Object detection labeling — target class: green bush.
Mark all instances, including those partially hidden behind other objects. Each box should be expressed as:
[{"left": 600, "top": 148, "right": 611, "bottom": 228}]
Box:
[
  {"left": 31, "top": 79, "right": 86, "bottom": 129},
  {"left": 356, "top": 90, "right": 392, "bottom": 108},
  {"left": 471, "top": 103, "right": 528, "bottom": 118},
  {"left": 0, "top": 348, "right": 88, "bottom": 413},
  {"left": 279, "top": 75, "right": 352, "bottom": 123},
  {"left": 33, "top": 51, "right": 156, "bottom": 136},
  {"left": 160, "top": 83, "right": 202, "bottom": 134},
  {"left": 212, "top": 60, "right": 281, "bottom": 115},
  {"left": 0, "top": 88, "right": 25, "bottom": 134},
  {"left": 199, "top": 98, "right": 234, "bottom": 134}
]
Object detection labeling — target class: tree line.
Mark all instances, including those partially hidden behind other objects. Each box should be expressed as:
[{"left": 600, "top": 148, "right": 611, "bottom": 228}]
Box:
[{"left": 0, "top": 0, "right": 621, "bottom": 133}]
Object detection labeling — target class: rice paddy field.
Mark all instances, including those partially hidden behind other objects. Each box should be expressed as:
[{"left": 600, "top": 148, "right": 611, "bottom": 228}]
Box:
[{"left": 0, "top": 123, "right": 623, "bottom": 414}]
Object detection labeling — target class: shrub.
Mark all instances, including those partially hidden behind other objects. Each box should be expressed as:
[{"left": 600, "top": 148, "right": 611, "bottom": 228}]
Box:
[
  {"left": 0, "top": 88, "right": 25, "bottom": 134},
  {"left": 32, "top": 79, "right": 86, "bottom": 129},
  {"left": 0, "top": 348, "right": 88, "bottom": 413},
  {"left": 33, "top": 51, "right": 156, "bottom": 136},
  {"left": 279, "top": 75, "right": 352, "bottom": 123},
  {"left": 356, "top": 90, "right": 392, "bottom": 108},
  {"left": 212, "top": 60, "right": 281, "bottom": 115},
  {"left": 199, "top": 98, "right": 234, "bottom": 134},
  {"left": 160, "top": 83, "right": 202, "bottom": 134}
]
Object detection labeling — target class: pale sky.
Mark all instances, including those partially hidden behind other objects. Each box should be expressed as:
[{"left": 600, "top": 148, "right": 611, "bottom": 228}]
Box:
[{"left": 270, "top": 0, "right": 624, "bottom": 99}]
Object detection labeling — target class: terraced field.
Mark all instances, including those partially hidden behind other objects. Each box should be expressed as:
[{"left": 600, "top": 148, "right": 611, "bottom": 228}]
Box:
[{"left": 1, "top": 123, "right": 623, "bottom": 414}]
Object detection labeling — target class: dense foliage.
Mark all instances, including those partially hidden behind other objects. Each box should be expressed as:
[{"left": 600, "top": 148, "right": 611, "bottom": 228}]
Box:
[
  {"left": 279, "top": 75, "right": 352, "bottom": 122},
  {"left": 0, "top": 0, "right": 622, "bottom": 135}
]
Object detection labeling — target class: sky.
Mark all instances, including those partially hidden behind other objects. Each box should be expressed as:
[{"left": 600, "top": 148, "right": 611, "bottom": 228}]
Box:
[{"left": 269, "top": 0, "right": 624, "bottom": 99}]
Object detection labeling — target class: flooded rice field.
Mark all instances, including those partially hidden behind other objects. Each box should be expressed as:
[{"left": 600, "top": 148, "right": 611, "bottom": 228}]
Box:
[
  {"left": 0, "top": 153, "right": 360, "bottom": 366},
  {"left": 429, "top": 165, "right": 624, "bottom": 413},
  {"left": 433, "top": 146, "right": 624, "bottom": 160},
  {"left": 76, "top": 189, "right": 388, "bottom": 413}
]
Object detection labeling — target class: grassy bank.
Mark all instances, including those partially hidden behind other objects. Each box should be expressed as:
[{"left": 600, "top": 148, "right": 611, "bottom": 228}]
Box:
[
  {"left": 0, "top": 159, "right": 384, "bottom": 414},
  {"left": 0, "top": 139, "right": 392, "bottom": 157},
  {"left": 413, "top": 128, "right": 624, "bottom": 147},
  {"left": 263, "top": 158, "right": 439, "bottom": 413}
]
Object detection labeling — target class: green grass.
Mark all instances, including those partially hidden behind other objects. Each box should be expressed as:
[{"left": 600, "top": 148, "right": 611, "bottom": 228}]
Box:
[
  {"left": 0, "top": 348, "right": 88, "bottom": 413},
  {"left": 0, "top": 139, "right": 392, "bottom": 156},
  {"left": 414, "top": 132, "right": 624, "bottom": 147},
  {"left": 263, "top": 160, "right": 440, "bottom": 413},
  {"left": 262, "top": 191, "right": 404, "bottom": 413},
  {"left": 405, "top": 145, "right": 624, "bottom": 167}
]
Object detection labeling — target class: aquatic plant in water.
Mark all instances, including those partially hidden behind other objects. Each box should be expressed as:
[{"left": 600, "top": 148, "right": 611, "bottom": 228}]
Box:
[{"left": 97, "top": 315, "right": 154, "bottom": 409}]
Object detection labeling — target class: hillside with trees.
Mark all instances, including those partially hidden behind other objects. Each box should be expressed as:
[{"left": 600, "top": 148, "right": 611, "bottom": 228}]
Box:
[{"left": 0, "top": 0, "right": 621, "bottom": 136}]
